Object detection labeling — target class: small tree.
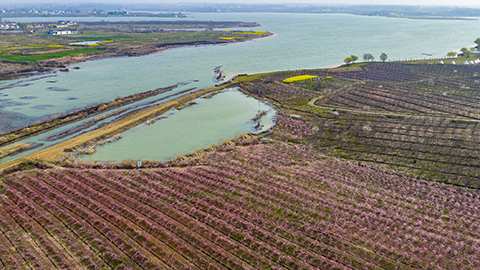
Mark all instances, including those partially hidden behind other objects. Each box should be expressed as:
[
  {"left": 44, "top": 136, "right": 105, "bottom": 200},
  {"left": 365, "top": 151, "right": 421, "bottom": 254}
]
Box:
[
  {"left": 380, "top": 53, "right": 388, "bottom": 62},
  {"left": 363, "top": 53, "right": 374, "bottom": 62},
  {"left": 351, "top": 55, "right": 358, "bottom": 63},
  {"left": 475, "top": 38, "right": 480, "bottom": 48},
  {"left": 460, "top": 47, "right": 470, "bottom": 57},
  {"left": 18, "top": 23, "right": 27, "bottom": 30},
  {"left": 344, "top": 57, "right": 354, "bottom": 65},
  {"left": 447, "top": 52, "right": 457, "bottom": 58}
]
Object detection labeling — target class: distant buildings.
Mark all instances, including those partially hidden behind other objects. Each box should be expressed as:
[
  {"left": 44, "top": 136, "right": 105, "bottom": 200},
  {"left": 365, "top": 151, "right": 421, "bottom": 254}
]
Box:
[
  {"left": 0, "top": 22, "right": 19, "bottom": 29},
  {"left": 46, "top": 29, "right": 78, "bottom": 35},
  {"left": 54, "top": 21, "right": 76, "bottom": 28},
  {"left": 46, "top": 21, "right": 77, "bottom": 35}
]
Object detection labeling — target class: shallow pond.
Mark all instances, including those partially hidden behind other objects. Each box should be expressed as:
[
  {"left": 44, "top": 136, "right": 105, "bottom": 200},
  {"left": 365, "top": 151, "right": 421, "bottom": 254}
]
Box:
[{"left": 79, "top": 88, "right": 275, "bottom": 162}]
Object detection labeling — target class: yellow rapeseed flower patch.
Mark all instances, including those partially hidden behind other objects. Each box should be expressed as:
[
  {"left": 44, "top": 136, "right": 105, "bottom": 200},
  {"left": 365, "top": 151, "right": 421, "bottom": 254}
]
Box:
[
  {"left": 283, "top": 75, "right": 319, "bottom": 83},
  {"left": 100, "top": 40, "right": 115, "bottom": 44},
  {"left": 88, "top": 44, "right": 100, "bottom": 47},
  {"left": 326, "top": 76, "right": 333, "bottom": 79},
  {"left": 47, "top": 45, "right": 66, "bottom": 48},
  {"left": 28, "top": 44, "right": 46, "bottom": 47}
]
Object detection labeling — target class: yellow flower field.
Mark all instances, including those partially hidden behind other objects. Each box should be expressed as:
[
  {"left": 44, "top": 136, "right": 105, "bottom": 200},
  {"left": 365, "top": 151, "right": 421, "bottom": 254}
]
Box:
[
  {"left": 282, "top": 75, "right": 319, "bottom": 83},
  {"left": 47, "top": 45, "right": 67, "bottom": 48}
]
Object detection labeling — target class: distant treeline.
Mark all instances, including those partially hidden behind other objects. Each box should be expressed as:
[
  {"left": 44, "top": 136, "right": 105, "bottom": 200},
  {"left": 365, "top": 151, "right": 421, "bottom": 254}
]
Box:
[
  {"left": 81, "top": 21, "right": 260, "bottom": 28},
  {"left": 126, "top": 4, "right": 480, "bottom": 18}
]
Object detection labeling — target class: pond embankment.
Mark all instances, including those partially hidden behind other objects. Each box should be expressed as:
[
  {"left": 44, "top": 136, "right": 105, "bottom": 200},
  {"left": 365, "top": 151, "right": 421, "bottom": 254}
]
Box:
[{"left": 0, "top": 82, "right": 237, "bottom": 172}]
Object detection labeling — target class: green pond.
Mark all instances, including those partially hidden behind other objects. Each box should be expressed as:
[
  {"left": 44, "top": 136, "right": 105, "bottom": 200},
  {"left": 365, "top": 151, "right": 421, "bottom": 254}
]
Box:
[{"left": 79, "top": 88, "right": 275, "bottom": 162}]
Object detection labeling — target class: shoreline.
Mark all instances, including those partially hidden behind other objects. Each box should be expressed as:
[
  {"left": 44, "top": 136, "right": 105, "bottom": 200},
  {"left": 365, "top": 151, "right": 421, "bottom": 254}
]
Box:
[
  {"left": 0, "top": 82, "right": 236, "bottom": 172},
  {"left": 0, "top": 32, "right": 273, "bottom": 81}
]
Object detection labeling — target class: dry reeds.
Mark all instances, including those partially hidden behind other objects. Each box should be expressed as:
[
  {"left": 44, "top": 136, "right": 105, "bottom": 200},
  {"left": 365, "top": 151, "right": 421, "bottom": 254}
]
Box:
[
  {"left": 169, "top": 133, "right": 259, "bottom": 166},
  {"left": 57, "top": 133, "right": 260, "bottom": 170},
  {"left": 79, "top": 146, "right": 96, "bottom": 155},
  {"left": 0, "top": 143, "right": 33, "bottom": 159}
]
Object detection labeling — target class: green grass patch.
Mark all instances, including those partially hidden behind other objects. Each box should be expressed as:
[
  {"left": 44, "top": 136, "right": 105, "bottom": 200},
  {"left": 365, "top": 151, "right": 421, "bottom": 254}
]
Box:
[
  {"left": 234, "top": 73, "right": 268, "bottom": 82},
  {"left": 0, "top": 48, "right": 104, "bottom": 62},
  {"left": 335, "top": 62, "right": 368, "bottom": 69}
]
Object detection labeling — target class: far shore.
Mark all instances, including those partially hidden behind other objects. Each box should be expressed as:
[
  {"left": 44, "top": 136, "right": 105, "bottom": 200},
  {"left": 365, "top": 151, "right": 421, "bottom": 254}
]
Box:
[{"left": 0, "top": 32, "right": 273, "bottom": 81}]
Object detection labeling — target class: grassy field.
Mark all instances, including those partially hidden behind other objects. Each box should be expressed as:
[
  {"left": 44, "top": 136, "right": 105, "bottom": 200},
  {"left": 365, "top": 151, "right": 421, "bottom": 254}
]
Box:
[
  {"left": 0, "top": 22, "right": 269, "bottom": 63},
  {"left": 0, "top": 48, "right": 103, "bottom": 62},
  {"left": 0, "top": 21, "right": 270, "bottom": 79}
]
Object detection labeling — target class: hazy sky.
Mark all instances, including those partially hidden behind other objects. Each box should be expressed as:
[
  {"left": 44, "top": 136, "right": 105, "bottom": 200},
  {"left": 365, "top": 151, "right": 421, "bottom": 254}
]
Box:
[{"left": 4, "top": 0, "right": 480, "bottom": 6}]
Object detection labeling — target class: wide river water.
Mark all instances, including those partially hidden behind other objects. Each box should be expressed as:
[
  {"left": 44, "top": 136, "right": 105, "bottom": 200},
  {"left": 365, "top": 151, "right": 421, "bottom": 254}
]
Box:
[{"left": 1, "top": 12, "right": 480, "bottom": 162}]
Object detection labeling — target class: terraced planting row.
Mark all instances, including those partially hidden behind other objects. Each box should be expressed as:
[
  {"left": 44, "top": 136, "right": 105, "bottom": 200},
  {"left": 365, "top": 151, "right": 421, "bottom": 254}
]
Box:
[
  {"left": 318, "top": 81, "right": 480, "bottom": 118},
  {"left": 295, "top": 111, "right": 480, "bottom": 187},
  {"left": 245, "top": 62, "right": 480, "bottom": 188},
  {"left": 1, "top": 136, "right": 479, "bottom": 269},
  {"left": 239, "top": 81, "right": 318, "bottom": 103}
]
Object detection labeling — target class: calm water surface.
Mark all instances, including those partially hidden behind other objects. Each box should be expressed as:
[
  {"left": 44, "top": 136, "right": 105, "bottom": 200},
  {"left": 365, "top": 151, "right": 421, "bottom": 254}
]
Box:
[{"left": 79, "top": 88, "right": 275, "bottom": 161}]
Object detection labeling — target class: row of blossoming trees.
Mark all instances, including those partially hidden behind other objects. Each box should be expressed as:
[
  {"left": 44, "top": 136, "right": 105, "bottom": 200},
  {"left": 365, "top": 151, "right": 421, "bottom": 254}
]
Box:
[{"left": 0, "top": 113, "right": 479, "bottom": 269}]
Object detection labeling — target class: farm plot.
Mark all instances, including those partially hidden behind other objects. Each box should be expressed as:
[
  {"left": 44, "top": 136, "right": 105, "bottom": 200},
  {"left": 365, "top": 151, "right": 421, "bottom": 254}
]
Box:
[
  {"left": 240, "top": 62, "right": 480, "bottom": 188},
  {"left": 239, "top": 81, "right": 319, "bottom": 103},
  {"left": 291, "top": 111, "right": 480, "bottom": 187},
  {"left": 1, "top": 140, "right": 480, "bottom": 269}
]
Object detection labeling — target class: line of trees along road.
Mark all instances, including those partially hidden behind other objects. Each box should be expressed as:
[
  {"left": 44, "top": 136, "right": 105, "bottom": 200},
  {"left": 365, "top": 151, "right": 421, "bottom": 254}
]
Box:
[{"left": 343, "top": 53, "right": 387, "bottom": 65}]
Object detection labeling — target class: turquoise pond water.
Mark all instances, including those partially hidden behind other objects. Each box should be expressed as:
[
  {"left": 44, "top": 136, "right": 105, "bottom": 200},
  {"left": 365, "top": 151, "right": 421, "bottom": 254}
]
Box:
[
  {"left": 1, "top": 12, "right": 480, "bottom": 162},
  {"left": 79, "top": 88, "right": 275, "bottom": 161}
]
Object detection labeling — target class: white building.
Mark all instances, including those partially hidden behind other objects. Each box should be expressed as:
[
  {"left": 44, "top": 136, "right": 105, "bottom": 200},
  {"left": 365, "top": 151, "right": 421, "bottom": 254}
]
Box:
[{"left": 47, "top": 29, "right": 78, "bottom": 35}]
